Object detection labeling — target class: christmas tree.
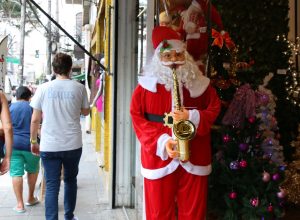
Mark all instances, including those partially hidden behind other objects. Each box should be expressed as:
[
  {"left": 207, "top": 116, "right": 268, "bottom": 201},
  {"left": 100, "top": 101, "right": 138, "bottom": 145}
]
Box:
[
  {"left": 211, "top": 0, "right": 297, "bottom": 162},
  {"left": 205, "top": 1, "right": 294, "bottom": 219},
  {"left": 256, "top": 74, "right": 285, "bottom": 165},
  {"left": 208, "top": 84, "right": 286, "bottom": 220},
  {"left": 207, "top": 27, "right": 286, "bottom": 219}
]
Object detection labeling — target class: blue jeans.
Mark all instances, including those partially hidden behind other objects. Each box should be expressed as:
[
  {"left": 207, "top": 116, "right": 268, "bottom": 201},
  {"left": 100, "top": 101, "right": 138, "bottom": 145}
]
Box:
[{"left": 41, "top": 148, "right": 82, "bottom": 220}]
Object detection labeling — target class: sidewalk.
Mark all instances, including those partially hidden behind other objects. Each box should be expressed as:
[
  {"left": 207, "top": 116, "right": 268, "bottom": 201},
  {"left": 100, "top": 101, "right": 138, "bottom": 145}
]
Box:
[{"left": 0, "top": 120, "right": 134, "bottom": 220}]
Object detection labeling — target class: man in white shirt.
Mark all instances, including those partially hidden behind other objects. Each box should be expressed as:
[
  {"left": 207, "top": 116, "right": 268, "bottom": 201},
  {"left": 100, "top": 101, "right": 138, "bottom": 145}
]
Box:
[{"left": 30, "top": 53, "right": 89, "bottom": 220}]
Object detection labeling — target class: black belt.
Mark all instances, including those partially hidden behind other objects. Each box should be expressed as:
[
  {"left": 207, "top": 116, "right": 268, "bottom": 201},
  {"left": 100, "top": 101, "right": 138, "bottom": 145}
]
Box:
[{"left": 144, "top": 112, "right": 173, "bottom": 124}]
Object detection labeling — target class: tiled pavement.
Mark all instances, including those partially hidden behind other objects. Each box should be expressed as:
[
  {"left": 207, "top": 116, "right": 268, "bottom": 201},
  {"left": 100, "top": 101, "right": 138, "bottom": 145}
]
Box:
[{"left": 0, "top": 120, "right": 136, "bottom": 220}]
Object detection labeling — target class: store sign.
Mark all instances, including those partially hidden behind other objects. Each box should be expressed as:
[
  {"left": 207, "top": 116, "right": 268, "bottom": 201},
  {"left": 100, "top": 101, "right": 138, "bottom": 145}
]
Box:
[{"left": 5, "top": 56, "right": 20, "bottom": 64}]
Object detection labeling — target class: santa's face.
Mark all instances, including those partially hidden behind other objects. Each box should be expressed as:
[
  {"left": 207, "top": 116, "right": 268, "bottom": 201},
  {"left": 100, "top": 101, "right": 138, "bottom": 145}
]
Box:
[
  {"left": 159, "top": 21, "right": 171, "bottom": 27},
  {"left": 159, "top": 50, "right": 185, "bottom": 67}
]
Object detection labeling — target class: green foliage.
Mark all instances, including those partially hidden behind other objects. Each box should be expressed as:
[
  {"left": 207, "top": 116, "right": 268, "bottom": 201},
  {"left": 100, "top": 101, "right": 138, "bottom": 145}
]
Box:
[
  {"left": 209, "top": 119, "right": 285, "bottom": 219},
  {"left": 213, "top": 0, "right": 289, "bottom": 79},
  {"left": 211, "top": 0, "right": 298, "bottom": 161},
  {"left": 208, "top": 1, "right": 291, "bottom": 218},
  {"left": 0, "top": 0, "right": 41, "bottom": 29},
  {"left": 0, "top": 0, "right": 21, "bottom": 18}
]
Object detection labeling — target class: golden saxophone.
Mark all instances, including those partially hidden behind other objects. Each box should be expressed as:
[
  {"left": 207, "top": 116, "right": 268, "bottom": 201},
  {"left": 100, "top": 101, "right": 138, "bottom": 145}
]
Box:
[{"left": 165, "top": 68, "right": 196, "bottom": 161}]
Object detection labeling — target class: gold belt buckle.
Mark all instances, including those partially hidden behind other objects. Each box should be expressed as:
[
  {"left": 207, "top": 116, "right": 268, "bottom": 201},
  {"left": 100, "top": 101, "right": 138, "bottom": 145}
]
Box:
[{"left": 163, "top": 113, "right": 173, "bottom": 128}]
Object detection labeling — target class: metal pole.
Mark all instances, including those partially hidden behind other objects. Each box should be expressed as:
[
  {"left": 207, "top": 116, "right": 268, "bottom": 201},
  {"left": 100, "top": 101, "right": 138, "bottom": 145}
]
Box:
[
  {"left": 206, "top": 0, "right": 212, "bottom": 77},
  {"left": 46, "top": 0, "right": 52, "bottom": 76},
  {"left": 139, "top": 8, "right": 144, "bottom": 73},
  {"left": 55, "top": 0, "right": 60, "bottom": 44},
  {"left": 19, "top": 0, "right": 26, "bottom": 86},
  {"left": 295, "top": 0, "right": 298, "bottom": 70},
  {"left": 26, "top": 0, "right": 107, "bottom": 72},
  {"left": 155, "top": 0, "right": 160, "bottom": 26}
]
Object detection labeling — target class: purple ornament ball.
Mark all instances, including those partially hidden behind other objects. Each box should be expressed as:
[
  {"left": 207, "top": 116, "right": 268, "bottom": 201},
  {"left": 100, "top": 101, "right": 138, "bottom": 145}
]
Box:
[
  {"left": 229, "top": 161, "right": 240, "bottom": 170},
  {"left": 261, "top": 94, "right": 269, "bottom": 105},
  {"left": 239, "top": 143, "right": 249, "bottom": 152},
  {"left": 272, "top": 173, "right": 280, "bottom": 181}
]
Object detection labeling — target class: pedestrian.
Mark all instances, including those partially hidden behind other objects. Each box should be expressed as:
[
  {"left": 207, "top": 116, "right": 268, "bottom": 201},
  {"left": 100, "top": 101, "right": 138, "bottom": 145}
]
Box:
[
  {"left": 9, "top": 86, "right": 40, "bottom": 213},
  {"left": 0, "top": 91, "right": 13, "bottom": 176},
  {"left": 130, "top": 26, "right": 221, "bottom": 219},
  {"left": 30, "top": 52, "right": 89, "bottom": 220}
]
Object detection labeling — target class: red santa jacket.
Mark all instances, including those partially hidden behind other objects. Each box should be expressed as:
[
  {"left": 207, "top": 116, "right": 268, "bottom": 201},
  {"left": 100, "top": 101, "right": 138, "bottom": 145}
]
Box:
[
  {"left": 130, "top": 75, "right": 221, "bottom": 179},
  {"left": 180, "top": 1, "right": 224, "bottom": 61}
]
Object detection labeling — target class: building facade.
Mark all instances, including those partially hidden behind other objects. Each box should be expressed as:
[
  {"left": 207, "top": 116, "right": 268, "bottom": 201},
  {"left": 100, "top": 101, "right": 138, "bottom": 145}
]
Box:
[{"left": 66, "top": 1, "right": 300, "bottom": 219}]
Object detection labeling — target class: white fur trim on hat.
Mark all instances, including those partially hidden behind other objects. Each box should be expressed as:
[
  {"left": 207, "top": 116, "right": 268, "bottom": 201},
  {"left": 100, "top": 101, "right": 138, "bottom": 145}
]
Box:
[
  {"left": 191, "top": 0, "right": 202, "bottom": 11},
  {"left": 156, "top": 39, "right": 186, "bottom": 54}
]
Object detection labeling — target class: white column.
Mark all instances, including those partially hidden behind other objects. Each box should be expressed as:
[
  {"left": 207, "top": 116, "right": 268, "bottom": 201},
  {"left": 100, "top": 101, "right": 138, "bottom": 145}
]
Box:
[
  {"left": 84, "top": 24, "right": 92, "bottom": 133},
  {"left": 113, "top": 0, "right": 137, "bottom": 207}
]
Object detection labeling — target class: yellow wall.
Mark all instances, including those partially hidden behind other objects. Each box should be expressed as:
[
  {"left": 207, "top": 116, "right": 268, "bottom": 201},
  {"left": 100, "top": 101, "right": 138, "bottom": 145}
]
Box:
[
  {"left": 90, "top": 0, "right": 113, "bottom": 172},
  {"left": 103, "top": 0, "right": 112, "bottom": 172}
]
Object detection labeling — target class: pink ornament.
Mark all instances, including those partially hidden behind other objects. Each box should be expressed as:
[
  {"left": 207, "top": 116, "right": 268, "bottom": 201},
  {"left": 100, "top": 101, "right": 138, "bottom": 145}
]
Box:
[
  {"left": 229, "top": 191, "right": 237, "bottom": 199},
  {"left": 262, "top": 171, "right": 271, "bottom": 182},
  {"left": 248, "top": 116, "right": 256, "bottom": 123},
  {"left": 239, "top": 160, "right": 247, "bottom": 168},
  {"left": 277, "top": 188, "right": 286, "bottom": 198},
  {"left": 267, "top": 204, "right": 273, "bottom": 212},
  {"left": 272, "top": 173, "right": 280, "bottom": 181},
  {"left": 250, "top": 198, "right": 259, "bottom": 207},
  {"left": 223, "top": 134, "right": 231, "bottom": 143}
]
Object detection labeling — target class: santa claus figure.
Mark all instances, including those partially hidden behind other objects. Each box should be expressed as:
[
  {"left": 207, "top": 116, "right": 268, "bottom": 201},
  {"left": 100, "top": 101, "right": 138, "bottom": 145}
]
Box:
[
  {"left": 130, "top": 26, "right": 221, "bottom": 220},
  {"left": 181, "top": 0, "right": 224, "bottom": 73}
]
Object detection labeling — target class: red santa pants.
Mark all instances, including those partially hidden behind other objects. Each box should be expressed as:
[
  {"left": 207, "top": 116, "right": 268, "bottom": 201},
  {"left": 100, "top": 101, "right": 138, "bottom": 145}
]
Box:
[{"left": 144, "top": 165, "right": 208, "bottom": 220}]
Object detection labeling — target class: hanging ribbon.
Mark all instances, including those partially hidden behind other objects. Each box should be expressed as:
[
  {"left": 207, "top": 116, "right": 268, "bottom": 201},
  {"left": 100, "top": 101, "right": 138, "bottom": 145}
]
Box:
[{"left": 222, "top": 84, "right": 256, "bottom": 128}]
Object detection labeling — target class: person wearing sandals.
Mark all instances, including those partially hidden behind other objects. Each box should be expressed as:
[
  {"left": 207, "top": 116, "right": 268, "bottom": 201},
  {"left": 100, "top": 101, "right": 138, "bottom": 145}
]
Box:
[{"left": 9, "top": 86, "right": 40, "bottom": 213}]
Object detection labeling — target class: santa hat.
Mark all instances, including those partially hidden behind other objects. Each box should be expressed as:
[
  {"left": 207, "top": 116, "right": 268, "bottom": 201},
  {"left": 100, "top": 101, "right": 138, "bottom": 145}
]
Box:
[{"left": 152, "top": 26, "right": 185, "bottom": 52}]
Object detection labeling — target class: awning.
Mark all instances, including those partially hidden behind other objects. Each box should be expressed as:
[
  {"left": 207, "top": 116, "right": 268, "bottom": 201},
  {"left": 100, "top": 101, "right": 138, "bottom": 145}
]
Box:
[{"left": 72, "top": 73, "right": 85, "bottom": 80}]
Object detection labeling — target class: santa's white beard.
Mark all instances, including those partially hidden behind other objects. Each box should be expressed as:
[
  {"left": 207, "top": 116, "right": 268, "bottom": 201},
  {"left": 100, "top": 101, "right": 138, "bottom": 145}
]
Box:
[
  {"left": 181, "top": 4, "right": 201, "bottom": 34},
  {"left": 142, "top": 51, "right": 203, "bottom": 91}
]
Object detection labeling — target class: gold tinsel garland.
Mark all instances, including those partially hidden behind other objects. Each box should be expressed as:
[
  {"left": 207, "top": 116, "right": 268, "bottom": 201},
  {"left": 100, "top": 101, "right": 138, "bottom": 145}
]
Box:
[{"left": 282, "top": 124, "right": 300, "bottom": 204}]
